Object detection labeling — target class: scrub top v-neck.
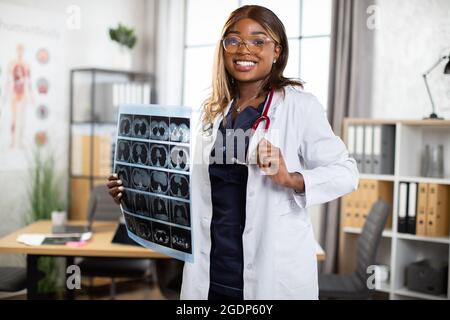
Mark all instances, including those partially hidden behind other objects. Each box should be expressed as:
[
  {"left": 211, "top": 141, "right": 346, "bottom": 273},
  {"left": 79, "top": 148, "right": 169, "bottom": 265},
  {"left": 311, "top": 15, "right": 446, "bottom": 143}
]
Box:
[{"left": 208, "top": 99, "right": 266, "bottom": 298}]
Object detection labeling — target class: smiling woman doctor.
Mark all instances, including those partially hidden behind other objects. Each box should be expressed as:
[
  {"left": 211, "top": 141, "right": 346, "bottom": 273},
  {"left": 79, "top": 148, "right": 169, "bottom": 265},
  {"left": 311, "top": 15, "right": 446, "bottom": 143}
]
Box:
[{"left": 108, "top": 5, "right": 358, "bottom": 300}]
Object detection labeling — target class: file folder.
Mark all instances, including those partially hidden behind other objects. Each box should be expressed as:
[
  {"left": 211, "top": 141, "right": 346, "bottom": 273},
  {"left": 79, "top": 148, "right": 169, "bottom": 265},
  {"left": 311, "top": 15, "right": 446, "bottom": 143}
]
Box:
[
  {"left": 416, "top": 183, "right": 429, "bottom": 236},
  {"left": 347, "top": 125, "right": 356, "bottom": 161},
  {"left": 426, "top": 184, "right": 450, "bottom": 237},
  {"left": 364, "top": 125, "right": 374, "bottom": 174},
  {"left": 355, "top": 125, "right": 365, "bottom": 173},
  {"left": 370, "top": 180, "right": 394, "bottom": 228},
  {"left": 360, "top": 180, "right": 370, "bottom": 228},
  {"left": 341, "top": 192, "right": 354, "bottom": 227},
  {"left": 373, "top": 125, "right": 395, "bottom": 175},
  {"left": 407, "top": 183, "right": 418, "bottom": 234},
  {"left": 398, "top": 182, "right": 409, "bottom": 233}
]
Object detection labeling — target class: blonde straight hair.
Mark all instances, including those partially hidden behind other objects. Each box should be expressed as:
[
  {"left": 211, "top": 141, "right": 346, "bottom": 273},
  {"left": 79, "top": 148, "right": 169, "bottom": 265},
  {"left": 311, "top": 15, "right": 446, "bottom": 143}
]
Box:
[{"left": 202, "top": 5, "right": 303, "bottom": 125}]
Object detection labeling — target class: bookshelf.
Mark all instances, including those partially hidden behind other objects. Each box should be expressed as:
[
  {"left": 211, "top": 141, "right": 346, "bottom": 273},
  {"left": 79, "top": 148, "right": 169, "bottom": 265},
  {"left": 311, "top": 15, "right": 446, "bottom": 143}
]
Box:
[
  {"left": 339, "top": 118, "right": 450, "bottom": 300},
  {"left": 69, "top": 68, "right": 155, "bottom": 220}
]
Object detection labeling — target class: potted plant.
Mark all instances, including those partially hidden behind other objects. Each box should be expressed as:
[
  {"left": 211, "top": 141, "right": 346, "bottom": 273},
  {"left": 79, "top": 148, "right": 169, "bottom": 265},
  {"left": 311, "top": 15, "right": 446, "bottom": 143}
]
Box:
[
  {"left": 109, "top": 23, "right": 137, "bottom": 70},
  {"left": 27, "top": 148, "right": 66, "bottom": 298}
]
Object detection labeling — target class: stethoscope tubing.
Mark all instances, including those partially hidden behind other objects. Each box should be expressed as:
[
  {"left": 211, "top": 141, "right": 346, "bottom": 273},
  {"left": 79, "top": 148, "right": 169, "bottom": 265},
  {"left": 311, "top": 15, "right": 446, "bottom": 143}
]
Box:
[{"left": 251, "top": 89, "right": 274, "bottom": 132}]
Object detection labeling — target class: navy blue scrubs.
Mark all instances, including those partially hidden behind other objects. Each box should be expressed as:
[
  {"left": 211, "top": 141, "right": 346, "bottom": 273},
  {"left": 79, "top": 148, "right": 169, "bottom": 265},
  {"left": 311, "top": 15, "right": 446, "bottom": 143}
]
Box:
[{"left": 208, "top": 99, "right": 265, "bottom": 299}]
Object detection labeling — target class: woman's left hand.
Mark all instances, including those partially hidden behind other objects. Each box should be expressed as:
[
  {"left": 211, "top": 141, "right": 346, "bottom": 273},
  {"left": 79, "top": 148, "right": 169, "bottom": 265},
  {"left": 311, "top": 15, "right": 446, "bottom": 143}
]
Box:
[{"left": 257, "top": 139, "right": 305, "bottom": 192}]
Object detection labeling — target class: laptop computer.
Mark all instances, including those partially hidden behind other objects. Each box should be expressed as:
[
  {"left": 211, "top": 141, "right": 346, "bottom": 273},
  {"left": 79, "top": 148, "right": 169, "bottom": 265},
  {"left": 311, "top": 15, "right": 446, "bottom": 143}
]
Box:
[
  {"left": 52, "top": 224, "right": 92, "bottom": 234},
  {"left": 51, "top": 201, "right": 96, "bottom": 234},
  {"left": 111, "top": 223, "right": 139, "bottom": 246}
]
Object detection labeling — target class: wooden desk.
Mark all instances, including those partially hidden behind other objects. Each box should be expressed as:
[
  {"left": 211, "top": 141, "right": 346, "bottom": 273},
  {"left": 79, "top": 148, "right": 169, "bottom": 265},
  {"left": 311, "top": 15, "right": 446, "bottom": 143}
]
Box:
[
  {"left": 0, "top": 220, "right": 169, "bottom": 299},
  {"left": 0, "top": 220, "right": 325, "bottom": 299},
  {"left": 0, "top": 220, "right": 168, "bottom": 258},
  {"left": 0, "top": 220, "right": 325, "bottom": 259}
]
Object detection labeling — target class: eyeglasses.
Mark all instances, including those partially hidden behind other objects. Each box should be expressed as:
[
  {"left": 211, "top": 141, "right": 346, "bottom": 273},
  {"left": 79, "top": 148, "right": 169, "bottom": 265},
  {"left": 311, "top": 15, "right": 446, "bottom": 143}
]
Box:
[{"left": 222, "top": 36, "right": 277, "bottom": 54}]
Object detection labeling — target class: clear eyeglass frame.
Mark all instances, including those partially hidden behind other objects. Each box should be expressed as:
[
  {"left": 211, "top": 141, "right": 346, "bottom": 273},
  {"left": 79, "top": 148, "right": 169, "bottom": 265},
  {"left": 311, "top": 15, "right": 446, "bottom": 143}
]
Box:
[{"left": 222, "top": 35, "right": 278, "bottom": 54}]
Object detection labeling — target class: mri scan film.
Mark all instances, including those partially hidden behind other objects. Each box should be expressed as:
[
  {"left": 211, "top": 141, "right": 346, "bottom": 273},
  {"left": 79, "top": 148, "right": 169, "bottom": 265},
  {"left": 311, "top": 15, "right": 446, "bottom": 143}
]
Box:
[{"left": 114, "top": 105, "right": 194, "bottom": 262}]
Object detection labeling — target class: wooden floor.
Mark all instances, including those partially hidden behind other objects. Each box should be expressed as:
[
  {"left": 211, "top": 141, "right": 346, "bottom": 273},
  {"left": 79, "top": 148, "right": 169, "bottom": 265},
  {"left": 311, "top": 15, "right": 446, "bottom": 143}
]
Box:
[{"left": 1, "top": 278, "right": 168, "bottom": 300}]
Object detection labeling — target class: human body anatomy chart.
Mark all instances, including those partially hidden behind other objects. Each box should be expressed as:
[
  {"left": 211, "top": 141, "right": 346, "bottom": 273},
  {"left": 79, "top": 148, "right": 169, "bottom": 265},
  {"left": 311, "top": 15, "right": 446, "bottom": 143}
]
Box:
[{"left": 114, "top": 105, "right": 193, "bottom": 262}]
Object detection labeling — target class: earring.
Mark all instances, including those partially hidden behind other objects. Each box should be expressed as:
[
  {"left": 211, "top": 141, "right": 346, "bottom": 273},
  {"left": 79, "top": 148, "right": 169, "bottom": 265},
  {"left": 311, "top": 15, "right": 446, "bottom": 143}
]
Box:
[{"left": 273, "top": 59, "right": 277, "bottom": 64}]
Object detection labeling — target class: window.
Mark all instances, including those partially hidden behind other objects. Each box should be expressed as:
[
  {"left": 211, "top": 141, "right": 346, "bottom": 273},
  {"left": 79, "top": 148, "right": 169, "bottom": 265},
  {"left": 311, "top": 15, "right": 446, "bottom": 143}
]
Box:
[{"left": 183, "top": 0, "right": 332, "bottom": 109}]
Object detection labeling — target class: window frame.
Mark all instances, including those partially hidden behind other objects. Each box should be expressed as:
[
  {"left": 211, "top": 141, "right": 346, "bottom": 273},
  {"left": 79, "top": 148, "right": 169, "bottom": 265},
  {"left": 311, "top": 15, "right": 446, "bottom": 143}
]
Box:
[{"left": 182, "top": 0, "right": 332, "bottom": 108}]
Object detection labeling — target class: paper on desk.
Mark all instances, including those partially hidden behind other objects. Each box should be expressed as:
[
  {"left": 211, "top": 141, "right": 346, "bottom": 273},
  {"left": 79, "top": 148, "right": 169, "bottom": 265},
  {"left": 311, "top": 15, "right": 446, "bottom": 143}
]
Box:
[
  {"left": 17, "top": 232, "right": 92, "bottom": 246},
  {"left": 17, "top": 234, "right": 46, "bottom": 246}
]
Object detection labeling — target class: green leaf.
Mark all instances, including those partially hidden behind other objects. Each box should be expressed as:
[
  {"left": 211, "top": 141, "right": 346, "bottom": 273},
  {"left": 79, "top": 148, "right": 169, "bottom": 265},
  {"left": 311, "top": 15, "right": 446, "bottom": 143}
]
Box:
[{"left": 109, "top": 23, "right": 137, "bottom": 49}]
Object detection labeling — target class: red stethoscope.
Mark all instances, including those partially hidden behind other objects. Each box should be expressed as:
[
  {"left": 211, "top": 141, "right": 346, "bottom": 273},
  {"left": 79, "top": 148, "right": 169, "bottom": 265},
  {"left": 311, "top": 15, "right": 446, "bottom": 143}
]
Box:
[
  {"left": 251, "top": 89, "right": 274, "bottom": 133},
  {"left": 201, "top": 89, "right": 275, "bottom": 136}
]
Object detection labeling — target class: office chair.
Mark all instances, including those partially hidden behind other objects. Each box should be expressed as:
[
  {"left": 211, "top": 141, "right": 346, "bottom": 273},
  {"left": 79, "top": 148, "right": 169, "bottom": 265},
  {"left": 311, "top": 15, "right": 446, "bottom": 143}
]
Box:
[
  {"left": 0, "top": 267, "right": 27, "bottom": 295},
  {"left": 319, "top": 200, "right": 390, "bottom": 300},
  {"left": 155, "top": 259, "right": 184, "bottom": 300},
  {"left": 77, "top": 185, "right": 153, "bottom": 299}
]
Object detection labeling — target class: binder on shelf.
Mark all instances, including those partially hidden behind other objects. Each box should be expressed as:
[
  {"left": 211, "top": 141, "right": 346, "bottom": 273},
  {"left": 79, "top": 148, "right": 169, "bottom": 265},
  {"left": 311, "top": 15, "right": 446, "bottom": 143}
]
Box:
[
  {"left": 372, "top": 125, "right": 395, "bottom": 175},
  {"left": 347, "top": 125, "right": 356, "bottom": 161},
  {"left": 407, "top": 182, "right": 418, "bottom": 234},
  {"left": 341, "top": 192, "right": 354, "bottom": 228},
  {"left": 364, "top": 125, "right": 374, "bottom": 174},
  {"left": 426, "top": 184, "right": 450, "bottom": 237},
  {"left": 353, "top": 180, "right": 363, "bottom": 228},
  {"left": 397, "top": 182, "right": 409, "bottom": 233},
  {"left": 359, "top": 180, "right": 370, "bottom": 228},
  {"left": 355, "top": 125, "right": 365, "bottom": 173},
  {"left": 342, "top": 179, "right": 394, "bottom": 229},
  {"left": 370, "top": 180, "right": 394, "bottom": 228},
  {"left": 415, "top": 183, "right": 429, "bottom": 236}
]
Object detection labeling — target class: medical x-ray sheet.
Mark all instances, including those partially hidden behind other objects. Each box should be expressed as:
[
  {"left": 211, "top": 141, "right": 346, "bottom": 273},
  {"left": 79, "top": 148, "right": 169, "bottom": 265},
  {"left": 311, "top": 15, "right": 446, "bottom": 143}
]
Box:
[{"left": 114, "top": 104, "right": 194, "bottom": 262}]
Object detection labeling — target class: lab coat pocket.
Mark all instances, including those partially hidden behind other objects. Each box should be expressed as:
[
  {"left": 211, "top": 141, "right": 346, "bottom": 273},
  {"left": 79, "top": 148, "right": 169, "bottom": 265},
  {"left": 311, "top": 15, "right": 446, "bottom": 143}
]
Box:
[
  {"left": 275, "top": 210, "right": 316, "bottom": 292},
  {"left": 278, "top": 207, "right": 311, "bottom": 233}
]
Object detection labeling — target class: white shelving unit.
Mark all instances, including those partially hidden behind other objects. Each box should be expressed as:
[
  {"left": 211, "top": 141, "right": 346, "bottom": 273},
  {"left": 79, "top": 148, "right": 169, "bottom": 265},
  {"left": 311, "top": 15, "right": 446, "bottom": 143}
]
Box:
[{"left": 339, "top": 119, "right": 450, "bottom": 300}]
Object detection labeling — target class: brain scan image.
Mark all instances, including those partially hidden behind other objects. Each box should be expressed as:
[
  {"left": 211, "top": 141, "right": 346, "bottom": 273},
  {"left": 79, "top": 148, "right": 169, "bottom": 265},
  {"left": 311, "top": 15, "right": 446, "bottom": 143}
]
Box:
[
  {"left": 124, "top": 214, "right": 136, "bottom": 234},
  {"left": 116, "top": 165, "right": 130, "bottom": 188},
  {"left": 151, "top": 196, "right": 169, "bottom": 222},
  {"left": 121, "top": 191, "right": 134, "bottom": 212},
  {"left": 171, "top": 200, "right": 190, "bottom": 226},
  {"left": 135, "top": 218, "right": 152, "bottom": 241},
  {"left": 171, "top": 227, "right": 192, "bottom": 253},
  {"left": 131, "top": 142, "right": 149, "bottom": 165},
  {"left": 150, "top": 171, "right": 169, "bottom": 194},
  {"left": 152, "top": 222, "right": 171, "bottom": 247},
  {"left": 115, "top": 110, "right": 193, "bottom": 260},
  {"left": 119, "top": 114, "right": 132, "bottom": 136},
  {"left": 150, "top": 144, "right": 169, "bottom": 168},
  {"left": 170, "top": 146, "right": 189, "bottom": 171},
  {"left": 132, "top": 115, "right": 150, "bottom": 138},
  {"left": 150, "top": 117, "right": 169, "bottom": 141},
  {"left": 169, "top": 118, "right": 190, "bottom": 143},
  {"left": 169, "top": 174, "right": 189, "bottom": 199},
  {"left": 134, "top": 192, "right": 150, "bottom": 216},
  {"left": 131, "top": 168, "right": 150, "bottom": 191},
  {"left": 116, "top": 140, "right": 131, "bottom": 162}
]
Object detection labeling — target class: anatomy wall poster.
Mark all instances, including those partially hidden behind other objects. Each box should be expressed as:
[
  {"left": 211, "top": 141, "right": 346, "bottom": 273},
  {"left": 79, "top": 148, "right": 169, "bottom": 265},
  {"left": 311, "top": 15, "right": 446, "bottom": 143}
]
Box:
[
  {"left": 114, "top": 105, "right": 195, "bottom": 262},
  {"left": 0, "top": 3, "right": 65, "bottom": 169}
]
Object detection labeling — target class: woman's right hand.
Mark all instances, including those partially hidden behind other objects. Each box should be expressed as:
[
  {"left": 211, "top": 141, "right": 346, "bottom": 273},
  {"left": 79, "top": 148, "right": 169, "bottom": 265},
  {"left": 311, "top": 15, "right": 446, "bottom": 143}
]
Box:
[{"left": 107, "top": 173, "right": 124, "bottom": 205}]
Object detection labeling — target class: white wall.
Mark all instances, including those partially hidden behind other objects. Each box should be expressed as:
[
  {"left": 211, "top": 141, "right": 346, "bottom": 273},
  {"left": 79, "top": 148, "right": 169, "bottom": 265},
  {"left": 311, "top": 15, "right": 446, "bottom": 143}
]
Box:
[
  {"left": 0, "top": 0, "right": 155, "bottom": 267},
  {"left": 372, "top": 0, "right": 450, "bottom": 119}
]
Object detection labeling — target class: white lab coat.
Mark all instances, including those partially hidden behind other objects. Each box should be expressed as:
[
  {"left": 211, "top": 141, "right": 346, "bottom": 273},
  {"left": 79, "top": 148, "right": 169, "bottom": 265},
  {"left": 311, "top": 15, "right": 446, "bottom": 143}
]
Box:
[{"left": 181, "top": 85, "right": 359, "bottom": 300}]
